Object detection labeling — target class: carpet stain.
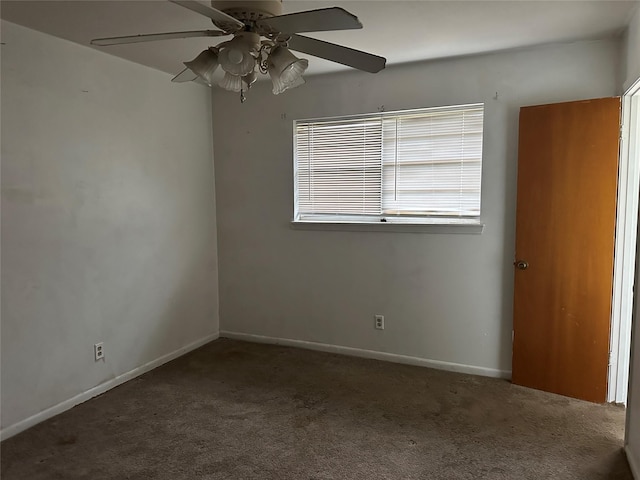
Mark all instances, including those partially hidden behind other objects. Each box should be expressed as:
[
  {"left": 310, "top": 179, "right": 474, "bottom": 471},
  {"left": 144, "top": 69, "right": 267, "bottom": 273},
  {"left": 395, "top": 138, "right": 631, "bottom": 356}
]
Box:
[
  {"left": 55, "top": 435, "right": 77, "bottom": 446},
  {"left": 292, "top": 392, "right": 326, "bottom": 409}
]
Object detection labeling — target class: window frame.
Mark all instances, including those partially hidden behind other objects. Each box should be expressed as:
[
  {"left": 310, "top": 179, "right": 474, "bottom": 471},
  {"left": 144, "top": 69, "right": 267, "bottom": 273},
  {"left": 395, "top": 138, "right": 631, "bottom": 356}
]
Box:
[{"left": 292, "top": 103, "right": 485, "bottom": 232}]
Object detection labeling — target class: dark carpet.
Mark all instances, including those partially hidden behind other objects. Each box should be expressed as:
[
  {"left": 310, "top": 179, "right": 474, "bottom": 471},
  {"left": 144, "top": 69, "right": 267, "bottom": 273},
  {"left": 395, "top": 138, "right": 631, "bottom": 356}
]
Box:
[{"left": 1, "top": 339, "right": 632, "bottom": 479}]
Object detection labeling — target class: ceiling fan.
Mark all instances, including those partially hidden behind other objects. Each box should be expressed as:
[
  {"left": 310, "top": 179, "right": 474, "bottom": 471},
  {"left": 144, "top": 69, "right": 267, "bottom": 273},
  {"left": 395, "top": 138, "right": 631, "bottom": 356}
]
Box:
[{"left": 91, "top": 0, "right": 386, "bottom": 102}]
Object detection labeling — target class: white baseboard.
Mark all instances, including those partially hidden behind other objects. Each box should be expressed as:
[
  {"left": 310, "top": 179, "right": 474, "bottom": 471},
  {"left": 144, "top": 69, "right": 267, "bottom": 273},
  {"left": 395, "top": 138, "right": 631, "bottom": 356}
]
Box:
[
  {"left": 220, "top": 331, "right": 511, "bottom": 379},
  {"left": 0, "top": 332, "right": 219, "bottom": 442},
  {"left": 627, "top": 445, "right": 640, "bottom": 480}
]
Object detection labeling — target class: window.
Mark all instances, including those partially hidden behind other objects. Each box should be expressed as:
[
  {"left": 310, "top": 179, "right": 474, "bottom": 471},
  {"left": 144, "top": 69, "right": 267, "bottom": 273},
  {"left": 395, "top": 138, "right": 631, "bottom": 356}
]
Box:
[{"left": 293, "top": 104, "right": 484, "bottom": 225}]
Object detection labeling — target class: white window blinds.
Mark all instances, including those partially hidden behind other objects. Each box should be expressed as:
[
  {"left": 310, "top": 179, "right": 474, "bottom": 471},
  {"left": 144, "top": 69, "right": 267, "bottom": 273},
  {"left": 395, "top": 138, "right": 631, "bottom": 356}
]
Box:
[
  {"left": 296, "top": 117, "right": 382, "bottom": 215},
  {"left": 294, "top": 103, "right": 484, "bottom": 221},
  {"left": 381, "top": 105, "right": 483, "bottom": 216}
]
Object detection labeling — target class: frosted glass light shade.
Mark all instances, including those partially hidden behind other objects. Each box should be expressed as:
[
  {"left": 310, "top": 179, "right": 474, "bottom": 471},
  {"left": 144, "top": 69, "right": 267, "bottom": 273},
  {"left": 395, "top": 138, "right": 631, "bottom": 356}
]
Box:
[
  {"left": 184, "top": 49, "right": 219, "bottom": 86},
  {"left": 269, "top": 70, "right": 287, "bottom": 95},
  {"left": 270, "top": 68, "right": 306, "bottom": 95},
  {"left": 268, "top": 46, "right": 308, "bottom": 94},
  {"left": 287, "top": 75, "right": 305, "bottom": 90},
  {"left": 219, "top": 72, "right": 243, "bottom": 92},
  {"left": 280, "top": 58, "right": 308, "bottom": 85},
  {"left": 218, "top": 33, "right": 259, "bottom": 77}
]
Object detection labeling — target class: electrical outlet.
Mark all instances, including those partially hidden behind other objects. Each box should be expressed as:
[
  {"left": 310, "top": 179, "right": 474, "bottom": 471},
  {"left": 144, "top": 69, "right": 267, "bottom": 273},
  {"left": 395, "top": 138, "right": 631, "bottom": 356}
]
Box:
[
  {"left": 94, "top": 342, "right": 104, "bottom": 361},
  {"left": 374, "top": 315, "right": 385, "bottom": 330}
]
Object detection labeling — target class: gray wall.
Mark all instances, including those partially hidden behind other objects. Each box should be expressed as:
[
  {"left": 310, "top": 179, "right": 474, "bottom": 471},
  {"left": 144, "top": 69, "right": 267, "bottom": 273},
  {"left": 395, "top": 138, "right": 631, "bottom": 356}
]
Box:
[
  {"left": 623, "top": 5, "right": 640, "bottom": 91},
  {"left": 1, "top": 21, "right": 219, "bottom": 435},
  {"left": 212, "top": 38, "right": 620, "bottom": 376}
]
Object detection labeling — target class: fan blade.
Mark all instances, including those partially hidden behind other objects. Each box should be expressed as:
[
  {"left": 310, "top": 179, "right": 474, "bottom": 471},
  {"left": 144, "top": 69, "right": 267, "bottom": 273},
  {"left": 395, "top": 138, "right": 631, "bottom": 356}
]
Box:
[
  {"left": 172, "top": 68, "right": 199, "bottom": 83},
  {"left": 91, "top": 30, "right": 228, "bottom": 46},
  {"left": 169, "top": 0, "right": 244, "bottom": 32},
  {"left": 289, "top": 35, "right": 386, "bottom": 73},
  {"left": 257, "top": 7, "right": 362, "bottom": 34}
]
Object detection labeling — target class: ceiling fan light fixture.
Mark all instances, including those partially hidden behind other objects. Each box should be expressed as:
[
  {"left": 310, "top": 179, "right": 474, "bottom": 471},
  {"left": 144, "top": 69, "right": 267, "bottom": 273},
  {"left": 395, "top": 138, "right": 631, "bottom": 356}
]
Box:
[
  {"left": 268, "top": 46, "right": 308, "bottom": 94},
  {"left": 184, "top": 48, "right": 219, "bottom": 86},
  {"left": 269, "top": 68, "right": 306, "bottom": 95},
  {"left": 269, "top": 73, "right": 286, "bottom": 95},
  {"left": 280, "top": 58, "right": 308, "bottom": 85},
  {"left": 218, "top": 32, "right": 260, "bottom": 77},
  {"left": 268, "top": 47, "right": 308, "bottom": 94},
  {"left": 219, "top": 72, "right": 244, "bottom": 92}
]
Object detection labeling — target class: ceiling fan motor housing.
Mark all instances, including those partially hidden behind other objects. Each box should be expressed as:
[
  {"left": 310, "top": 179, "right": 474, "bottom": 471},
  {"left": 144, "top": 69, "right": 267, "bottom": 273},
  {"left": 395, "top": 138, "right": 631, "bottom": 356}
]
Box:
[{"left": 211, "top": 1, "right": 283, "bottom": 26}]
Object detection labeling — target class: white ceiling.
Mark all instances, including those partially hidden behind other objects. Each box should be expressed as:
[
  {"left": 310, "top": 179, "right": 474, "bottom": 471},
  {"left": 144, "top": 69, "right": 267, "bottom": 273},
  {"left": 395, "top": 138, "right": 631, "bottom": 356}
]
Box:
[{"left": 1, "top": 0, "right": 638, "bottom": 79}]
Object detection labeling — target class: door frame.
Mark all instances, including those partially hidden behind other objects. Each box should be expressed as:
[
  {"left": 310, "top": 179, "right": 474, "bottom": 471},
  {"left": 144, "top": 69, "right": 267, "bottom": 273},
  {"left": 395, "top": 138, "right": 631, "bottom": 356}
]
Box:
[{"left": 609, "top": 78, "right": 640, "bottom": 404}]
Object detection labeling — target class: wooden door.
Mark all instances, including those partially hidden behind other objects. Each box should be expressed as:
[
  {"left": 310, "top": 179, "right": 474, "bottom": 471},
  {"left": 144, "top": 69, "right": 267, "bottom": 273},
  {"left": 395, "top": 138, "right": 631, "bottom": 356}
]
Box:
[{"left": 512, "top": 97, "right": 621, "bottom": 403}]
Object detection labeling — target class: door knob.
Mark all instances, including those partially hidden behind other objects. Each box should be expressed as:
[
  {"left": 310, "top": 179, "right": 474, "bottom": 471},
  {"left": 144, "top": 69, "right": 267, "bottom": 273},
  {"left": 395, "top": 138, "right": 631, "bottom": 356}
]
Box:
[{"left": 514, "top": 260, "right": 529, "bottom": 270}]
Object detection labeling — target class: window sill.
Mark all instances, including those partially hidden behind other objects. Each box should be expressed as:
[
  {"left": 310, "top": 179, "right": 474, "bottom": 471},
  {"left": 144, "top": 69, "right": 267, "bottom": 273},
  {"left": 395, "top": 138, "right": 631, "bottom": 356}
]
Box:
[{"left": 290, "top": 220, "right": 485, "bottom": 234}]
